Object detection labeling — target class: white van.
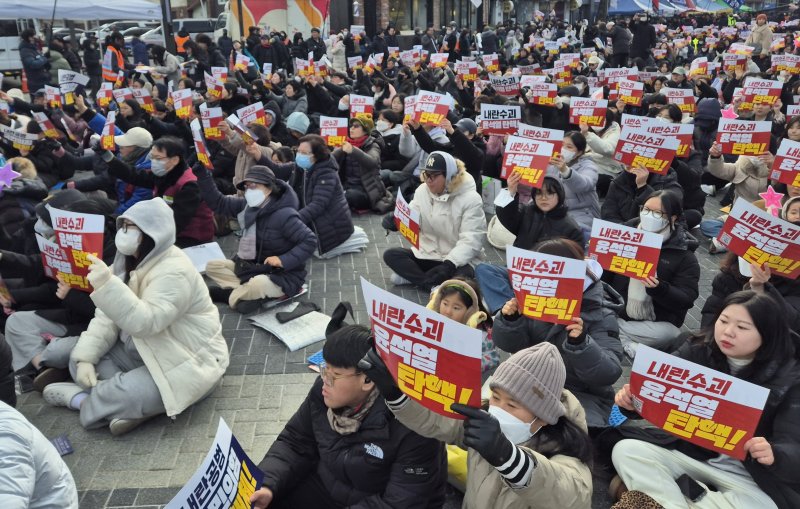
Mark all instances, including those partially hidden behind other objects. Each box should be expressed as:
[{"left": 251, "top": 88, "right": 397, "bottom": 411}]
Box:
[
  {"left": 0, "top": 19, "right": 39, "bottom": 76},
  {"left": 137, "top": 19, "right": 216, "bottom": 49}
]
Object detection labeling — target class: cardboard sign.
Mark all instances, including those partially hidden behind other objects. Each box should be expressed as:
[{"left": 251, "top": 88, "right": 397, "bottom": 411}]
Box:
[
  {"left": 489, "top": 74, "right": 521, "bottom": 97},
  {"left": 479, "top": 104, "right": 521, "bottom": 135},
  {"left": 715, "top": 119, "right": 771, "bottom": 156},
  {"left": 361, "top": 278, "right": 483, "bottom": 419},
  {"left": 349, "top": 94, "right": 374, "bottom": 122},
  {"left": 95, "top": 82, "right": 114, "bottom": 108},
  {"left": 412, "top": 91, "right": 449, "bottom": 126},
  {"left": 131, "top": 87, "right": 155, "bottom": 114},
  {"left": 164, "top": 418, "right": 263, "bottom": 509},
  {"left": 515, "top": 123, "right": 564, "bottom": 157},
  {"left": 204, "top": 72, "right": 225, "bottom": 100},
  {"left": 787, "top": 105, "right": 800, "bottom": 120},
  {"left": 211, "top": 66, "right": 228, "bottom": 83},
  {"left": 689, "top": 57, "right": 709, "bottom": 78},
  {"left": 100, "top": 111, "right": 116, "bottom": 151},
  {"left": 112, "top": 87, "right": 133, "bottom": 105},
  {"left": 201, "top": 103, "right": 225, "bottom": 141},
  {"left": 234, "top": 54, "right": 250, "bottom": 71},
  {"left": 45, "top": 207, "right": 105, "bottom": 292},
  {"left": 171, "top": 88, "right": 193, "bottom": 120},
  {"left": 772, "top": 53, "right": 800, "bottom": 75},
  {"left": 33, "top": 112, "right": 59, "bottom": 139},
  {"left": 569, "top": 98, "right": 608, "bottom": 128},
  {"left": 225, "top": 114, "right": 257, "bottom": 145},
  {"left": 613, "top": 125, "right": 680, "bottom": 175},
  {"left": 190, "top": 119, "right": 213, "bottom": 170},
  {"left": 347, "top": 56, "right": 363, "bottom": 70},
  {"left": 730, "top": 43, "right": 755, "bottom": 56},
  {"left": 400, "top": 49, "right": 421, "bottom": 71},
  {"left": 620, "top": 114, "right": 693, "bottom": 159},
  {"left": 0, "top": 125, "right": 38, "bottom": 151},
  {"left": 662, "top": 88, "right": 696, "bottom": 115},
  {"left": 501, "top": 136, "right": 555, "bottom": 188},
  {"left": 741, "top": 77, "right": 782, "bottom": 108},
  {"left": 771, "top": 138, "right": 800, "bottom": 187},
  {"left": 630, "top": 345, "right": 769, "bottom": 460},
  {"left": 518, "top": 63, "right": 542, "bottom": 75},
  {"left": 455, "top": 60, "right": 479, "bottom": 82},
  {"left": 525, "top": 81, "right": 557, "bottom": 107},
  {"left": 236, "top": 102, "right": 267, "bottom": 127},
  {"left": 482, "top": 53, "right": 500, "bottom": 72},
  {"left": 617, "top": 79, "right": 644, "bottom": 107},
  {"left": 506, "top": 246, "right": 585, "bottom": 325},
  {"left": 45, "top": 85, "right": 61, "bottom": 109},
  {"left": 604, "top": 67, "right": 639, "bottom": 85},
  {"left": 430, "top": 53, "right": 449, "bottom": 68},
  {"left": 653, "top": 48, "right": 668, "bottom": 60},
  {"left": 394, "top": 189, "right": 420, "bottom": 249},
  {"left": 717, "top": 199, "right": 800, "bottom": 278},
  {"left": 588, "top": 219, "right": 661, "bottom": 280},
  {"left": 319, "top": 116, "right": 348, "bottom": 148}
]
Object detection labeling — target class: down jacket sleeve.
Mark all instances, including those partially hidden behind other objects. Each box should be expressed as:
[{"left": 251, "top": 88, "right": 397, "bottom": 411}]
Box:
[
  {"left": 195, "top": 168, "right": 246, "bottom": 217},
  {"left": 70, "top": 307, "right": 120, "bottom": 365},
  {"left": 646, "top": 251, "right": 700, "bottom": 310},
  {"left": 275, "top": 210, "right": 317, "bottom": 271},
  {"left": 585, "top": 128, "right": 619, "bottom": 157},
  {"left": 445, "top": 194, "right": 486, "bottom": 267}
]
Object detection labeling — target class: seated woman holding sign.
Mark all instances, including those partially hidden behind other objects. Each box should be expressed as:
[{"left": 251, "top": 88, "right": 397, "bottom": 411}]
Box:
[
  {"left": 610, "top": 291, "right": 800, "bottom": 509},
  {"left": 602, "top": 190, "right": 700, "bottom": 359}
]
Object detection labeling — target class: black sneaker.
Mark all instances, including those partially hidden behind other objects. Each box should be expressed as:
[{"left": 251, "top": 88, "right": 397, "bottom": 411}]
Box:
[
  {"left": 208, "top": 286, "right": 233, "bottom": 303},
  {"left": 235, "top": 298, "right": 269, "bottom": 314}
]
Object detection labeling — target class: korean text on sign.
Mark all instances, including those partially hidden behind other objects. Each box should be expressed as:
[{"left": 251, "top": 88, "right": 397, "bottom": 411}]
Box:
[
  {"left": 48, "top": 207, "right": 105, "bottom": 292},
  {"left": 716, "top": 199, "right": 800, "bottom": 278},
  {"left": 413, "top": 91, "right": 450, "bottom": 126},
  {"left": 201, "top": 104, "right": 225, "bottom": 141},
  {"left": 361, "top": 278, "right": 483, "bottom": 419},
  {"left": 394, "top": 189, "right": 420, "bottom": 249},
  {"left": 661, "top": 87, "right": 696, "bottom": 115},
  {"left": 587, "top": 218, "right": 662, "bottom": 280},
  {"left": 613, "top": 125, "right": 681, "bottom": 175},
  {"left": 506, "top": 246, "right": 586, "bottom": 325},
  {"left": 515, "top": 123, "right": 564, "bottom": 157},
  {"left": 479, "top": 104, "right": 521, "bottom": 135},
  {"left": 501, "top": 136, "right": 555, "bottom": 188},
  {"left": 716, "top": 119, "right": 772, "bottom": 156},
  {"left": 771, "top": 138, "right": 800, "bottom": 187},
  {"left": 630, "top": 345, "right": 769, "bottom": 460},
  {"left": 319, "top": 116, "right": 348, "bottom": 148},
  {"left": 568, "top": 98, "right": 608, "bottom": 128}
]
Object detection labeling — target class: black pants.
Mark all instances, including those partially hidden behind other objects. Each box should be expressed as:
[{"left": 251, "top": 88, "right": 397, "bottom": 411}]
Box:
[
  {"left": 270, "top": 474, "right": 344, "bottom": 509},
  {"left": 684, "top": 209, "right": 703, "bottom": 230},
  {"left": 345, "top": 186, "right": 371, "bottom": 210},
  {"left": 0, "top": 334, "right": 17, "bottom": 407},
  {"left": 613, "top": 53, "right": 629, "bottom": 67},
  {"left": 383, "top": 247, "right": 474, "bottom": 289}
]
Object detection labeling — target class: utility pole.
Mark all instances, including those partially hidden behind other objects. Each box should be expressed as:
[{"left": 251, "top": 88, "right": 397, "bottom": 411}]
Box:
[{"left": 161, "top": 0, "right": 177, "bottom": 54}]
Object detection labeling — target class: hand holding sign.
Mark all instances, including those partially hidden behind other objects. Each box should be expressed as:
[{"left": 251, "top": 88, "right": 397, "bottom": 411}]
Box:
[
  {"left": 86, "top": 253, "right": 112, "bottom": 289},
  {"left": 358, "top": 348, "right": 403, "bottom": 401},
  {"left": 451, "top": 404, "right": 514, "bottom": 467}
]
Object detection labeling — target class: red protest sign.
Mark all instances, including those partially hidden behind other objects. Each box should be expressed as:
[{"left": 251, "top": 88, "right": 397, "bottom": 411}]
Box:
[
  {"left": 455, "top": 61, "right": 479, "bottom": 82},
  {"left": 479, "top": 104, "right": 521, "bottom": 135},
  {"left": 620, "top": 114, "right": 693, "bottom": 159},
  {"left": 515, "top": 123, "right": 564, "bottom": 158},
  {"left": 319, "top": 116, "right": 348, "bottom": 148},
  {"left": 569, "top": 98, "right": 608, "bottom": 128},
  {"left": 525, "top": 81, "right": 557, "bottom": 107},
  {"left": 662, "top": 88, "right": 696, "bottom": 115},
  {"left": 715, "top": 119, "right": 771, "bottom": 156},
  {"left": 501, "top": 136, "right": 555, "bottom": 187},
  {"left": 489, "top": 74, "right": 521, "bottom": 97},
  {"left": 771, "top": 138, "right": 800, "bottom": 187},
  {"left": 430, "top": 53, "right": 448, "bottom": 68},
  {"left": 723, "top": 53, "right": 747, "bottom": 74},
  {"left": 171, "top": 88, "right": 193, "bottom": 120},
  {"left": 132, "top": 87, "right": 155, "bottom": 114},
  {"left": 361, "top": 278, "right": 482, "bottom": 419},
  {"left": 100, "top": 111, "right": 116, "bottom": 151},
  {"left": 237, "top": 102, "right": 267, "bottom": 127},
  {"left": 613, "top": 125, "right": 680, "bottom": 175},
  {"left": 741, "top": 77, "right": 782, "bottom": 110},
  {"left": 201, "top": 104, "right": 224, "bottom": 141},
  {"left": 506, "top": 246, "right": 585, "bottom": 325},
  {"left": 630, "top": 345, "right": 769, "bottom": 460},
  {"left": 588, "top": 219, "right": 661, "bottom": 280},
  {"left": 394, "top": 189, "right": 420, "bottom": 249},
  {"left": 350, "top": 94, "right": 375, "bottom": 122},
  {"left": 45, "top": 85, "right": 61, "bottom": 109},
  {"left": 211, "top": 66, "right": 228, "bottom": 82},
  {"left": 190, "top": 119, "right": 213, "bottom": 170},
  {"left": 33, "top": 112, "right": 59, "bottom": 139},
  {"left": 413, "top": 91, "right": 450, "bottom": 126},
  {"left": 111, "top": 88, "right": 133, "bottom": 105},
  {"left": 482, "top": 53, "right": 500, "bottom": 72},
  {"left": 96, "top": 82, "right": 114, "bottom": 108},
  {"left": 204, "top": 72, "right": 225, "bottom": 100},
  {"left": 689, "top": 57, "right": 709, "bottom": 78},
  {"left": 617, "top": 79, "right": 644, "bottom": 107},
  {"left": 48, "top": 207, "right": 105, "bottom": 292},
  {"left": 716, "top": 199, "right": 800, "bottom": 278}
]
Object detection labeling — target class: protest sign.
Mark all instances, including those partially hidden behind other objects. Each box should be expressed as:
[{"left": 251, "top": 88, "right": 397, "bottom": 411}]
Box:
[
  {"left": 613, "top": 125, "right": 680, "bottom": 174},
  {"left": 730, "top": 43, "right": 755, "bottom": 56},
  {"left": 100, "top": 111, "right": 116, "bottom": 151},
  {"left": 164, "top": 418, "right": 263, "bottom": 509},
  {"left": 204, "top": 72, "right": 225, "bottom": 100},
  {"left": 479, "top": 104, "right": 521, "bottom": 135},
  {"left": 347, "top": 56, "right": 363, "bottom": 71},
  {"left": 319, "top": 116, "right": 348, "bottom": 148},
  {"left": 171, "top": 88, "right": 193, "bottom": 120},
  {"left": 501, "top": 136, "right": 555, "bottom": 187},
  {"left": 112, "top": 88, "right": 133, "bottom": 105},
  {"left": 236, "top": 102, "right": 267, "bottom": 127},
  {"left": 552, "top": 60, "right": 572, "bottom": 86},
  {"left": 225, "top": 114, "right": 257, "bottom": 145},
  {"left": 400, "top": 49, "right": 421, "bottom": 70},
  {"left": 349, "top": 94, "right": 374, "bottom": 122},
  {"left": 388, "top": 46, "right": 400, "bottom": 59},
  {"left": 506, "top": 246, "right": 586, "bottom": 325},
  {"left": 740, "top": 77, "right": 782, "bottom": 111},
  {"left": 361, "top": 278, "right": 482, "bottom": 418},
  {"left": 132, "top": 87, "right": 155, "bottom": 114},
  {"left": 455, "top": 60, "right": 479, "bottom": 82},
  {"left": 430, "top": 53, "right": 449, "bottom": 68},
  {"left": 515, "top": 123, "right": 564, "bottom": 157},
  {"left": 524, "top": 81, "right": 557, "bottom": 107},
  {"left": 604, "top": 67, "right": 639, "bottom": 85},
  {"left": 33, "top": 112, "right": 59, "bottom": 139},
  {"left": 653, "top": 48, "right": 668, "bottom": 59},
  {"left": 689, "top": 57, "right": 709, "bottom": 78},
  {"left": 716, "top": 119, "right": 771, "bottom": 156},
  {"left": 489, "top": 74, "right": 521, "bottom": 97},
  {"left": 771, "top": 138, "right": 800, "bottom": 187},
  {"left": 569, "top": 98, "right": 608, "bottom": 128},
  {"left": 788, "top": 105, "right": 800, "bottom": 120},
  {"left": 403, "top": 95, "right": 416, "bottom": 124},
  {"left": 413, "top": 91, "right": 449, "bottom": 126},
  {"left": 621, "top": 115, "right": 693, "bottom": 159},
  {"left": 211, "top": 66, "right": 228, "bottom": 82},
  {"left": 630, "top": 345, "right": 770, "bottom": 460},
  {"left": 394, "top": 189, "right": 420, "bottom": 249},
  {"left": 45, "top": 85, "right": 61, "bottom": 109},
  {"left": 662, "top": 88, "right": 696, "bottom": 115},
  {"left": 518, "top": 63, "right": 543, "bottom": 75},
  {"left": 261, "top": 63, "right": 273, "bottom": 78},
  {"left": 617, "top": 79, "right": 644, "bottom": 107},
  {"left": 716, "top": 199, "right": 800, "bottom": 278},
  {"left": 95, "top": 82, "right": 114, "bottom": 107},
  {"left": 0, "top": 125, "right": 38, "bottom": 151},
  {"left": 482, "top": 53, "right": 500, "bottom": 72},
  {"left": 201, "top": 104, "right": 225, "bottom": 141},
  {"left": 45, "top": 207, "right": 105, "bottom": 292},
  {"left": 190, "top": 119, "right": 213, "bottom": 170},
  {"left": 722, "top": 53, "right": 747, "bottom": 74},
  {"left": 588, "top": 219, "right": 661, "bottom": 280},
  {"left": 773, "top": 53, "right": 800, "bottom": 75},
  {"left": 234, "top": 54, "right": 250, "bottom": 71}
]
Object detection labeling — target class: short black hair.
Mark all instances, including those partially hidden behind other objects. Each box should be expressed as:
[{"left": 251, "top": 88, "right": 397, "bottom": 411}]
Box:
[
  {"left": 298, "top": 134, "right": 331, "bottom": 162},
  {"left": 379, "top": 109, "right": 402, "bottom": 125},
  {"left": 152, "top": 135, "right": 186, "bottom": 158},
  {"left": 20, "top": 28, "right": 36, "bottom": 41},
  {"left": 323, "top": 325, "right": 373, "bottom": 369}
]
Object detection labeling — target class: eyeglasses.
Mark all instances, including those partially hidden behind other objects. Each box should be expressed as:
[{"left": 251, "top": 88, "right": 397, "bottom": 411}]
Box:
[
  {"left": 120, "top": 222, "right": 139, "bottom": 233},
  {"left": 421, "top": 171, "right": 444, "bottom": 182},
  {"left": 320, "top": 364, "right": 363, "bottom": 387},
  {"left": 642, "top": 207, "right": 666, "bottom": 220}
]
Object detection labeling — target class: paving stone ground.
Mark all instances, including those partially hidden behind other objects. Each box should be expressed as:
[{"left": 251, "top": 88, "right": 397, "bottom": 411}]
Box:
[{"left": 16, "top": 189, "right": 724, "bottom": 509}]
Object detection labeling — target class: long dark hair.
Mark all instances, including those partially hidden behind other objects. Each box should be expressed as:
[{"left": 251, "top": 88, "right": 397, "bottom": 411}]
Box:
[
  {"left": 643, "top": 189, "right": 684, "bottom": 232},
  {"left": 528, "top": 414, "right": 594, "bottom": 466}
]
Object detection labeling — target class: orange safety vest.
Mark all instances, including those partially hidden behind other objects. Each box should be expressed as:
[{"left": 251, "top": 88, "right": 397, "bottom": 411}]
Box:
[
  {"left": 102, "top": 45, "right": 125, "bottom": 82},
  {"left": 175, "top": 35, "right": 190, "bottom": 53}
]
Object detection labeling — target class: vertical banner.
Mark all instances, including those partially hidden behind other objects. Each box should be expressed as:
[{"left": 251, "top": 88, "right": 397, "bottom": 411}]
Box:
[
  {"left": 588, "top": 219, "right": 662, "bottom": 280},
  {"left": 349, "top": 94, "right": 375, "bottom": 122},
  {"left": 715, "top": 119, "right": 772, "bottom": 156},
  {"left": 100, "top": 111, "right": 116, "bottom": 151},
  {"left": 771, "top": 138, "right": 800, "bottom": 187},
  {"left": 201, "top": 103, "right": 225, "bottom": 141},
  {"left": 190, "top": 119, "right": 214, "bottom": 170},
  {"left": 412, "top": 91, "right": 450, "bottom": 126},
  {"left": 569, "top": 98, "right": 608, "bottom": 127},
  {"left": 361, "top": 278, "right": 483, "bottom": 419},
  {"left": 394, "top": 189, "right": 420, "bottom": 249},
  {"left": 171, "top": 88, "right": 193, "bottom": 120},
  {"left": 501, "top": 136, "right": 555, "bottom": 187},
  {"left": 47, "top": 207, "right": 105, "bottom": 292},
  {"left": 630, "top": 345, "right": 769, "bottom": 460},
  {"left": 164, "top": 419, "right": 264, "bottom": 509},
  {"left": 515, "top": 124, "right": 564, "bottom": 157},
  {"left": 716, "top": 199, "right": 800, "bottom": 278},
  {"left": 613, "top": 125, "right": 681, "bottom": 174},
  {"left": 506, "top": 246, "right": 586, "bottom": 325},
  {"left": 319, "top": 116, "right": 348, "bottom": 148},
  {"left": 479, "top": 104, "right": 521, "bottom": 135}
]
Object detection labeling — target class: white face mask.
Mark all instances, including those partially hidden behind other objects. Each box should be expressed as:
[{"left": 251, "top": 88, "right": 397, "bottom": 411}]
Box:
[
  {"left": 376, "top": 120, "right": 391, "bottom": 132},
  {"left": 115, "top": 228, "right": 142, "bottom": 256},
  {"left": 639, "top": 210, "right": 669, "bottom": 232},
  {"left": 591, "top": 125, "right": 603, "bottom": 132},
  {"left": 34, "top": 218, "right": 54, "bottom": 239},
  {"left": 488, "top": 406, "right": 539, "bottom": 445},
  {"left": 561, "top": 148, "right": 576, "bottom": 163},
  {"left": 338, "top": 100, "right": 348, "bottom": 110},
  {"left": 655, "top": 116, "right": 671, "bottom": 123},
  {"left": 245, "top": 188, "right": 267, "bottom": 208}
]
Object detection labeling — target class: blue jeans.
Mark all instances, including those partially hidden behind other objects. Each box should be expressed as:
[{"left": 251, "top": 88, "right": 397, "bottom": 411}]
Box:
[{"left": 475, "top": 263, "right": 515, "bottom": 315}]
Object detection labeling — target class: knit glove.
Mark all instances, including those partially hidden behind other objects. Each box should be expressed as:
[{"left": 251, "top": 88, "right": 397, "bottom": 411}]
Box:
[
  {"left": 424, "top": 260, "right": 456, "bottom": 287},
  {"left": 451, "top": 404, "right": 514, "bottom": 467},
  {"left": 86, "top": 254, "right": 112, "bottom": 290},
  {"left": 75, "top": 361, "right": 98, "bottom": 390},
  {"left": 357, "top": 348, "right": 403, "bottom": 401},
  {"left": 381, "top": 212, "right": 398, "bottom": 232}
]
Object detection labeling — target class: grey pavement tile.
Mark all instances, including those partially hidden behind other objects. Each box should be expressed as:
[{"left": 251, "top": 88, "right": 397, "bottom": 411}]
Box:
[
  {"left": 107, "top": 488, "right": 139, "bottom": 507},
  {"left": 134, "top": 487, "right": 180, "bottom": 505},
  {"left": 79, "top": 490, "right": 111, "bottom": 509}
]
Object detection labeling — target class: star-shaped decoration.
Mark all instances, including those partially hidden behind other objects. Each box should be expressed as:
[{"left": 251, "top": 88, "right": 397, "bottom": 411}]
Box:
[
  {"left": 760, "top": 185, "right": 784, "bottom": 217},
  {"left": 0, "top": 161, "right": 20, "bottom": 189}
]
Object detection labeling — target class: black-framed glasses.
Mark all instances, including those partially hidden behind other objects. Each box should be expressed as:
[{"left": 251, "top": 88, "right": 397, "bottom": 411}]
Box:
[
  {"left": 642, "top": 207, "right": 666, "bottom": 220},
  {"left": 421, "top": 170, "right": 444, "bottom": 182},
  {"left": 319, "top": 363, "right": 363, "bottom": 387},
  {"left": 120, "top": 222, "right": 139, "bottom": 233}
]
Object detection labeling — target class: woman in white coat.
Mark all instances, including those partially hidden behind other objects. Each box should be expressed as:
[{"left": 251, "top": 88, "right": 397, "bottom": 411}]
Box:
[
  {"left": 579, "top": 111, "right": 623, "bottom": 198},
  {"left": 41, "top": 198, "right": 229, "bottom": 435}
]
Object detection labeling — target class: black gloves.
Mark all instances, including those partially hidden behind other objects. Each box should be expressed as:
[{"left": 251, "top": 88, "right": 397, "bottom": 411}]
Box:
[
  {"left": 424, "top": 260, "right": 456, "bottom": 286},
  {"left": 357, "top": 348, "right": 403, "bottom": 401},
  {"left": 191, "top": 162, "right": 209, "bottom": 178},
  {"left": 381, "top": 211, "right": 398, "bottom": 232},
  {"left": 451, "top": 404, "right": 514, "bottom": 467}
]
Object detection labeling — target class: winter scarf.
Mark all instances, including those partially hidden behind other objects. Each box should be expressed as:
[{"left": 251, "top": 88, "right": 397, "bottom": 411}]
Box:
[
  {"left": 326, "top": 387, "right": 379, "bottom": 435},
  {"left": 626, "top": 226, "right": 672, "bottom": 321}
]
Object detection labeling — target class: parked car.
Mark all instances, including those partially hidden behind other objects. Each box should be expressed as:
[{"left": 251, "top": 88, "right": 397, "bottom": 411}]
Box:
[
  {"left": 137, "top": 19, "right": 215, "bottom": 49},
  {"left": 123, "top": 26, "right": 154, "bottom": 46},
  {"left": 97, "top": 20, "right": 158, "bottom": 42}
]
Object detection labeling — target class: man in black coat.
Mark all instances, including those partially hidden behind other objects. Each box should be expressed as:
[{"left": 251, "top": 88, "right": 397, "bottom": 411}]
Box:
[
  {"left": 18, "top": 29, "right": 50, "bottom": 93},
  {"left": 250, "top": 319, "right": 447, "bottom": 509},
  {"left": 305, "top": 28, "right": 327, "bottom": 62},
  {"left": 630, "top": 13, "right": 657, "bottom": 64}
]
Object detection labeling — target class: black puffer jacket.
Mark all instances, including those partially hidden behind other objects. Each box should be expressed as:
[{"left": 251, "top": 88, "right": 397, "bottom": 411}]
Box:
[
  {"left": 258, "top": 378, "right": 447, "bottom": 508},
  {"left": 333, "top": 134, "right": 393, "bottom": 212},
  {"left": 600, "top": 168, "right": 684, "bottom": 224},
  {"left": 603, "top": 223, "right": 700, "bottom": 327}
]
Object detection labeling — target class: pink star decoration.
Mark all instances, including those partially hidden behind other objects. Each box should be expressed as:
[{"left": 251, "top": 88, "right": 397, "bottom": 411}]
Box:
[
  {"left": 0, "top": 161, "right": 20, "bottom": 190},
  {"left": 759, "top": 185, "right": 785, "bottom": 217}
]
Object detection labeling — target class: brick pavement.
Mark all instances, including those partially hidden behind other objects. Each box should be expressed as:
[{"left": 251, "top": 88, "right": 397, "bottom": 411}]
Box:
[{"left": 16, "top": 194, "right": 724, "bottom": 509}]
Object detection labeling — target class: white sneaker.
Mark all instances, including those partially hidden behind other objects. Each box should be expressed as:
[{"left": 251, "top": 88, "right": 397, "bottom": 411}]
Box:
[
  {"left": 109, "top": 416, "right": 152, "bottom": 436},
  {"left": 700, "top": 184, "right": 716, "bottom": 196},
  {"left": 43, "top": 382, "right": 85, "bottom": 409},
  {"left": 390, "top": 273, "right": 412, "bottom": 286}
]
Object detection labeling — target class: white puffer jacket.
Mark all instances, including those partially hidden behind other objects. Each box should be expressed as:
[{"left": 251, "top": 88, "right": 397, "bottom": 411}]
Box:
[{"left": 584, "top": 121, "right": 624, "bottom": 177}]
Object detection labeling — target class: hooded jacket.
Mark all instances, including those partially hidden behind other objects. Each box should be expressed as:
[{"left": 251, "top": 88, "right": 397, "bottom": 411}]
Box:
[
  {"left": 585, "top": 122, "right": 624, "bottom": 177},
  {"left": 70, "top": 198, "right": 229, "bottom": 417},
  {"left": 600, "top": 168, "right": 684, "bottom": 224},
  {"left": 410, "top": 124, "right": 486, "bottom": 194},
  {"left": 547, "top": 154, "right": 600, "bottom": 232}
]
